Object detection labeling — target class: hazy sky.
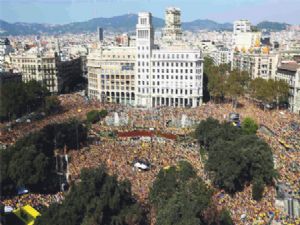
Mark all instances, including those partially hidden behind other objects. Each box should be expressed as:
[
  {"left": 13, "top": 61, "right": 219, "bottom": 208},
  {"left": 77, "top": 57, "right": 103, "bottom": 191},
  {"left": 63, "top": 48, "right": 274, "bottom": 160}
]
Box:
[{"left": 0, "top": 0, "right": 299, "bottom": 24}]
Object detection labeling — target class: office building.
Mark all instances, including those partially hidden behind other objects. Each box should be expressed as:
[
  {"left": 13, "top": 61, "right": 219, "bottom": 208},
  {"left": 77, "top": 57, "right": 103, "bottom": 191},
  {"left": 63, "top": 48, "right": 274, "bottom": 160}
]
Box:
[
  {"left": 98, "top": 27, "right": 104, "bottom": 42},
  {"left": 87, "top": 46, "right": 136, "bottom": 105},
  {"left": 136, "top": 10, "right": 203, "bottom": 108}
]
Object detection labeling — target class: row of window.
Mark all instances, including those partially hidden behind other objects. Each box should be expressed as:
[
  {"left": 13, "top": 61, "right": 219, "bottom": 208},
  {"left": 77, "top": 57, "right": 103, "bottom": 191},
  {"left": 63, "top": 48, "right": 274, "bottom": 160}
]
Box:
[
  {"left": 138, "top": 88, "right": 196, "bottom": 95},
  {"left": 138, "top": 68, "right": 194, "bottom": 74},
  {"left": 137, "top": 74, "right": 201, "bottom": 80},
  {"left": 101, "top": 80, "right": 131, "bottom": 85},
  {"left": 100, "top": 75, "right": 134, "bottom": 79},
  {"left": 101, "top": 86, "right": 135, "bottom": 91},
  {"left": 152, "top": 53, "right": 198, "bottom": 59}
]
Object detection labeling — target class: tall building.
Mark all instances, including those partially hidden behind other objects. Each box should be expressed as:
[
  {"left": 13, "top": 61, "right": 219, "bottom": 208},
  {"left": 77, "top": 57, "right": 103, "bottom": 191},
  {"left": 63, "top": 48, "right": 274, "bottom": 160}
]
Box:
[
  {"left": 97, "top": 27, "right": 104, "bottom": 42},
  {"left": 232, "top": 19, "right": 261, "bottom": 52},
  {"left": 276, "top": 61, "right": 300, "bottom": 114},
  {"left": 87, "top": 46, "right": 136, "bottom": 105},
  {"left": 87, "top": 8, "right": 204, "bottom": 108},
  {"left": 0, "top": 38, "right": 13, "bottom": 72},
  {"left": 233, "top": 20, "right": 251, "bottom": 35},
  {"left": 135, "top": 12, "right": 155, "bottom": 107},
  {"left": 136, "top": 10, "right": 203, "bottom": 108},
  {"left": 162, "top": 7, "right": 182, "bottom": 41}
]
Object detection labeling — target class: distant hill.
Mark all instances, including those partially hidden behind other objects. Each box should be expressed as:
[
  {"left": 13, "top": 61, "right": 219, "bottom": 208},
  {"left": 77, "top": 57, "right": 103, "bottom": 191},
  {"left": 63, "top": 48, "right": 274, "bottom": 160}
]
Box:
[
  {"left": 0, "top": 15, "right": 292, "bottom": 36},
  {"left": 182, "top": 19, "right": 232, "bottom": 31},
  {"left": 256, "top": 21, "right": 289, "bottom": 31}
]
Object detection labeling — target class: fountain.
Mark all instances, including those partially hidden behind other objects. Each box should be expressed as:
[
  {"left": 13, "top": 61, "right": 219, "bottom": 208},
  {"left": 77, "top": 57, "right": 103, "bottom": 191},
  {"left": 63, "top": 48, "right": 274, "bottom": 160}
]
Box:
[
  {"left": 181, "top": 114, "right": 187, "bottom": 128},
  {"left": 114, "top": 112, "right": 120, "bottom": 126}
]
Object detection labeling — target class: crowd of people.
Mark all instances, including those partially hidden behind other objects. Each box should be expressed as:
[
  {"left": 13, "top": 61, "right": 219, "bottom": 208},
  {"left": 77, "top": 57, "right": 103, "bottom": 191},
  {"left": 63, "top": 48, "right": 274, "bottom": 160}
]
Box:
[
  {"left": 1, "top": 93, "right": 299, "bottom": 224},
  {"left": 1, "top": 193, "right": 64, "bottom": 212}
]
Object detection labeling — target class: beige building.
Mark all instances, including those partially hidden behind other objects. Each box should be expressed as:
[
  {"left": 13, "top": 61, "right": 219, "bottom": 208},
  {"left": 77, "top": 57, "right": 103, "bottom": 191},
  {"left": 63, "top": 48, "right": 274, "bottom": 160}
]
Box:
[
  {"left": 87, "top": 46, "right": 136, "bottom": 105},
  {"left": 276, "top": 62, "right": 300, "bottom": 114},
  {"left": 10, "top": 51, "right": 61, "bottom": 93},
  {"left": 162, "top": 7, "right": 182, "bottom": 41},
  {"left": 232, "top": 49, "right": 279, "bottom": 79}
]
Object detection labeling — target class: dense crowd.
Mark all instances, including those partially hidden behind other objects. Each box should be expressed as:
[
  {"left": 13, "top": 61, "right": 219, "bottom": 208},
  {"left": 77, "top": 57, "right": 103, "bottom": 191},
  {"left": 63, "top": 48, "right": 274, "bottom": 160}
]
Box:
[
  {"left": 2, "top": 193, "right": 64, "bottom": 211},
  {"left": 1, "top": 94, "right": 299, "bottom": 224}
]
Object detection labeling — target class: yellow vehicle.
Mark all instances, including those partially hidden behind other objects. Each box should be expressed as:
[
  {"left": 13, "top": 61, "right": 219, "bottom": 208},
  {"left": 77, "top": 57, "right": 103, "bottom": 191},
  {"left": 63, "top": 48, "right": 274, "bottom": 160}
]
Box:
[
  {"left": 13, "top": 205, "right": 41, "bottom": 225},
  {"left": 278, "top": 138, "right": 291, "bottom": 149}
]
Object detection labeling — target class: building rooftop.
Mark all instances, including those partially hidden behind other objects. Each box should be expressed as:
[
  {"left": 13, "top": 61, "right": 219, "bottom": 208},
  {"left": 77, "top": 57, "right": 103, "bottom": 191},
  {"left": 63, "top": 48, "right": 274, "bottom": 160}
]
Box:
[{"left": 278, "top": 62, "right": 300, "bottom": 72}]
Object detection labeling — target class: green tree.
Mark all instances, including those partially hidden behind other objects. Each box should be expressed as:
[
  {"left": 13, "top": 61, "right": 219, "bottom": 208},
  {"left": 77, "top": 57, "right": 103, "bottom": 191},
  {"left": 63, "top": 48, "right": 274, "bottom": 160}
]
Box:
[
  {"left": 252, "top": 178, "right": 265, "bottom": 201},
  {"left": 0, "top": 80, "right": 49, "bottom": 121},
  {"left": 241, "top": 117, "right": 258, "bottom": 135},
  {"left": 195, "top": 118, "right": 275, "bottom": 194},
  {"left": 86, "top": 110, "right": 101, "bottom": 124},
  {"left": 219, "top": 209, "right": 234, "bottom": 225},
  {"left": 35, "top": 166, "right": 145, "bottom": 225},
  {"left": 150, "top": 162, "right": 212, "bottom": 225},
  {"left": 225, "top": 70, "right": 250, "bottom": 107},
  {"left": 0, "top": 119, "right": 88, "bottom": 195},
  {"left": 99, "top": 109, "right": 108, "bottom": 118},
  {"left": 44, "top": 96, "right": 61, "bottom": 115}
]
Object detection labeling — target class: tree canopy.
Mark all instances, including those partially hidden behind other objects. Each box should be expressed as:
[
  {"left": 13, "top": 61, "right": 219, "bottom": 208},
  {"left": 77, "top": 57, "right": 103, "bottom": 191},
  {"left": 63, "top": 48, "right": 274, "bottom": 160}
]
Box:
[
  {"left": 195, "top": 118, "right": 276, "bottom": 194},
  {"left": 35, "top": 166, "right": 145, "bottom": 225},
  {"left": 0, "top": 119, "right": 88, "bottom": 195},
  {"left": 241, "top": 117, "right": 259, "bottom": 135},
  {"left": 0, "top": 80, "right": 49, "bottom": 121},
  {"left": 249, "top": 78, "right": 289, "bottom": 106},
  {"left": 203, "top": 57, "right": 250, "bottom": 105},
  {"left": 150, "top": 161, "right": 233, "bottom": 225},
  {"left": 86, "top": 109, "right": 108, "bottom": 124}
]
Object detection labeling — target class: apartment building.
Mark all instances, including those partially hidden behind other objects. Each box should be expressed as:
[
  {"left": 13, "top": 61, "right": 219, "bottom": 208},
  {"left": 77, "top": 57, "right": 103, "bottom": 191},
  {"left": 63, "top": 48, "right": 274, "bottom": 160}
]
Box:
[
  {"left": 212, "top": 46, "right": 232, "bottom": 65},
  {"left": 10, "top": 51, "right": 61, "bottom": 93},
  {"left": 232, "top": 49, "right": 279, "bottom": 79},
  {"left": 233, "top": 20, "right": 251, "bottom": 35},
  {"left": 276, "top": 62, "right": 300, "bottom": 114},
  {"left": 0, "top": 38, "right": 13, "bottom": 72},
  {"left": 87, "top": 46, "right": 136, "bottom": 105}
]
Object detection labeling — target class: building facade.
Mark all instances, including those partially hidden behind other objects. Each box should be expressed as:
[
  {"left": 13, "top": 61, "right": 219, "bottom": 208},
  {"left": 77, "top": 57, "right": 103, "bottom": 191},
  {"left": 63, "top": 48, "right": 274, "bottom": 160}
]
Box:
[
  {"left": 232, "top": 50, "right": 279, "bottom": 79},
  {"left": 87, "top": 46, "right": 136, "bottom": 105},
  {"left": 10, "top": 52, "right": 61, "bottom": 93},
  {"left": 233, "top": 20, "right": 251, "bottom": 35},
  {"left": 162, "top": 7, "right": 182, "bottom": 41},
  {"left": 135, "top": 11, "right": 203, "bottom": 108},
  {"left": 276, "top": 62, "right": 300, "bottom": 114},
  {"left": 0, "top": 38, "right": 13, "bottom": 72},
  {"left": 212, "top": 46, "right": 232, "bottom": 66}
]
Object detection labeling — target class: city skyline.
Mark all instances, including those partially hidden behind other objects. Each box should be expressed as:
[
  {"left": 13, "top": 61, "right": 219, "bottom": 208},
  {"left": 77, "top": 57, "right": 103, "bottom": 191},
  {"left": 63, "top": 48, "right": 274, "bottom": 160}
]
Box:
[{"left": 1, "top": 0, "right": 300, "bottom": 25}]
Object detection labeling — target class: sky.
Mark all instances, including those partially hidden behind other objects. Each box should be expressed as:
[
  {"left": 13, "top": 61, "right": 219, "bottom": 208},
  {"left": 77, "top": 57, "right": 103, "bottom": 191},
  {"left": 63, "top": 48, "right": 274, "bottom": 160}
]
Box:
[{"left": 0, "top": 0, "right": 299, "bottom": 25}]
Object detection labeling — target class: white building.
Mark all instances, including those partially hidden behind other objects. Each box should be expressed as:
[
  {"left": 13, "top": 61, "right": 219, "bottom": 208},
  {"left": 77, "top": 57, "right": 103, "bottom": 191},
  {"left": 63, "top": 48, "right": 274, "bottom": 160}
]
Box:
[
  {"left": 232, "top": 19, "right": 262, "bottom": 52},
  {"left": 135, "top": 11, "right": 203, "bottom": 108},
  {"left": 87, "top": 46, "right": 136, "bottom": 105},
  {"left": 162, "top": 7, "right": 182, "bottom": 41},
  {"left": 233, "top": 19, "right": 251, "bottom": 35},
  {"left": 276, "top": 61, "right": 300, "bottom": 114},
  {"left": 212, "top": 46, "right": 232, "bottom": 65},
  {"left": 232, "top": 49, "right": 279, "bottom": 80},
  {"left": 0, "top": 38, "right": 13, "bottom": 72},
  {"left": 10, "top": 50, "right": 61, "bottom": 93}
]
